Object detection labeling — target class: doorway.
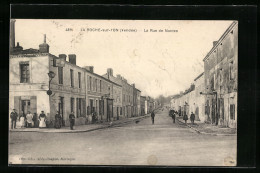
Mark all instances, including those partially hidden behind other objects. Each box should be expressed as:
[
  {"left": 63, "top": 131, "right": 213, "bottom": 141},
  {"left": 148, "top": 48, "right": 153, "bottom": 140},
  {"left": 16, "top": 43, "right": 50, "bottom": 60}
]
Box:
[
  {"left": 58, "top": 97, "right": 64, "bottom": 126},
  {"left": 21, "top": 100, "right": 30, "bottom": 115}
]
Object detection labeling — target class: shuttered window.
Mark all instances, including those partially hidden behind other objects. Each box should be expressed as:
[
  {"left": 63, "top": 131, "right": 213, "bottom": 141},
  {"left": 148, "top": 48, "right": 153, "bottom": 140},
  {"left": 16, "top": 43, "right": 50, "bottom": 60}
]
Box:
[
  {"left": 58, "top": 67, "right": 63, "bottom": 84},
  {"left": 230, "top": 104, "right": 235, "bottom": 120},
  {"left": 20, "top": 62, "right": 30, "bottom": 83},
  {"left": 70, "top": 69, "right": 74, "bottom": 87}
]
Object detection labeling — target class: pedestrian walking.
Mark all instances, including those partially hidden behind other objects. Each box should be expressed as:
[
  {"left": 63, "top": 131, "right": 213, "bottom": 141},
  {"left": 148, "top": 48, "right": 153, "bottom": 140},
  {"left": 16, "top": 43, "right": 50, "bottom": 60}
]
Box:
[
  {"left": 10, "top": 109, "right": 18, "bottom": 129},
  {"left": 151, "top": 110, "right": 155, "bottom": 125},
  {"left": 183, "top": 113, "right": 188, "bottom": 124},
  {"left": 190, "top": 112, "right": 195, "bottom": 125},
  {"left": 18, "top": 111, "right": 26, "bottom": 128},
  {"left": 54, "top": 111, "right": 62, "bottom": 129},
  {"left": 69, "top": 112, "right": 75, "bottom": 130},
  {"left": 172, "top": 111, "right": 176, "bottom": 123},
  {"left": 39, "top": 111, "right": 47, "bottom": 128},
  {"left": 26, "top": 111, "right": 34, "bottom": 128}
]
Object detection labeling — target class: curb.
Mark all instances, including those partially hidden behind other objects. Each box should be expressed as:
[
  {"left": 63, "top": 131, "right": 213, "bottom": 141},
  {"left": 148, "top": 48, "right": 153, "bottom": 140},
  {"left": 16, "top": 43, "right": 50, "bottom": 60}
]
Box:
[
  {"left": 10, "top": 115, "right": 150, "bottom": 133},
  {"left": 176, "top": 118, "right": 236, "bottom": 136}
]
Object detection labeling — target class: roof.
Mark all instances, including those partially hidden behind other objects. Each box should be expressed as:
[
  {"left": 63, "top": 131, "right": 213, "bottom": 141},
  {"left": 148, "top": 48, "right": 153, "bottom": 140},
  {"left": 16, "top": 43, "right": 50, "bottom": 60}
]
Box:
[
  {"left": 194, "top": 72, "right": 204, "bottom": 81},
  {"left": 203, "top": 21, "right": 237, "bottom": 61}
]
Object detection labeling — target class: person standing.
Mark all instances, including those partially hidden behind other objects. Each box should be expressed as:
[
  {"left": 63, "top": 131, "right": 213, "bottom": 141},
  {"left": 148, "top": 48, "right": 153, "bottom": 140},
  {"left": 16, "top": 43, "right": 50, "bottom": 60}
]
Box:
[
  {"left": 32, "top": 113, "right": 38, "bottom": 128},
  {"left": 18, "top": 111, "right": 26, "bottom": 128},
  {"left": 151, "top": 110, "right": 155, "bottom": 125},
  {"left": 54, "top": 111, "right": 62, "bottom": 129},
  {"left": 39, "top": 111, "right": 47, "bottom": 128},
  {"left": 10, "top": 109, "right": 18, "bottom": 129},
  {"left": 190, "top": 112, "right": 195, "bottom": 125},
  {"left": 26, "top": 111, "right": 34, "bottom": 128},
  {"left": 172, "top": 111, "right": 176, "bottom": 123},
  {"left": 183, "top": 113, "right": 188, "bottom": 124},
  {"left": 69, "top": 112, "right": 75, "bottom": 130}
]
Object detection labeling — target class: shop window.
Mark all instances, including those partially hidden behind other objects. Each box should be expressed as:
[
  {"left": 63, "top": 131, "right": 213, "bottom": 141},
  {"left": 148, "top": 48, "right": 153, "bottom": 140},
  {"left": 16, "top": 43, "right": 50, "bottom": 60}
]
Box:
[
  {"left": 230, "top": 104, "right": 235, "bottom": 120},
  {"left": 20, "top": 62, "right": 30, "bottom": 83}
]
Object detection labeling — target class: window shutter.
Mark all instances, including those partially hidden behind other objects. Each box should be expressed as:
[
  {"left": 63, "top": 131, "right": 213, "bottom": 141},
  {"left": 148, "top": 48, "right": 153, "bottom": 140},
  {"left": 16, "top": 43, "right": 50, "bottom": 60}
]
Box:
[
  {"left": 76, "top": 98, "right": 79, "bottom": 118},
  {"left": 14, "top": 96, "right": 21, "bottom": 115},
  {"left": 30, "top": 96, "right": 37, "bottom": 114}
]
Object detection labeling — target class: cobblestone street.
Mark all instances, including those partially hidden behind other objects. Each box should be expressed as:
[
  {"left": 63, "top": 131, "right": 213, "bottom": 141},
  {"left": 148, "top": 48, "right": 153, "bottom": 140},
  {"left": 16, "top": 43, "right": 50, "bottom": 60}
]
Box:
[{"left": 9, "top": 109, "right": 236, "bottom": 166}]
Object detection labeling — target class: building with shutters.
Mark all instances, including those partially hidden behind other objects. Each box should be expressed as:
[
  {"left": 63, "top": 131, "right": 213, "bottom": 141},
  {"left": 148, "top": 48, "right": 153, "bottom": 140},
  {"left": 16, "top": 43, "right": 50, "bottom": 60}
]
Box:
[{"left": 203, "top": 21, "right": 238, "bottom": 128}]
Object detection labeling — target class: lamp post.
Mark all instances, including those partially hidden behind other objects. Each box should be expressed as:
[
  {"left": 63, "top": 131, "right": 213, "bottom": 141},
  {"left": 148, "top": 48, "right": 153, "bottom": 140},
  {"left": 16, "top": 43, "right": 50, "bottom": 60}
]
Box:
[{"left": 47, "top": 71, "right": 55, "bottom": 96}]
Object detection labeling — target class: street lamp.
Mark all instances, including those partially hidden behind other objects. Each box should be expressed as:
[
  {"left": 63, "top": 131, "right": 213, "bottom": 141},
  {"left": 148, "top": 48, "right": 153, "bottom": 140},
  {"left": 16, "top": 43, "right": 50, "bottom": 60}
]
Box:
[{"left": 47, "top": 71, "right": 55, "bottom": 96}]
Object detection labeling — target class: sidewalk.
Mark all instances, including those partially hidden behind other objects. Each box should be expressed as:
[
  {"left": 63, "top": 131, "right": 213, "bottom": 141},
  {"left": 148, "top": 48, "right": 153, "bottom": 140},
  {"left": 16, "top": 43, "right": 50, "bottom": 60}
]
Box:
[
  {"left": 176, "top": 116, "right": 236, "bottom": 136},
  {"left": 10, "top": 114, "right": 150, "bottom": 133}
]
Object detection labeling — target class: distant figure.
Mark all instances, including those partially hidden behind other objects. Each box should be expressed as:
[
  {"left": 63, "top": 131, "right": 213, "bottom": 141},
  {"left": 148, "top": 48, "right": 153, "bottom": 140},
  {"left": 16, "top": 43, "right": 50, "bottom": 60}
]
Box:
[
  {"left": 69, "top": 112, "right": 75, "bottom": 130},
  {"left": 183, "top": 113, "right": 188, "bottom": 124},
  {"left": 39, "top": 111, "right": 47, "bottom": 128},
  {"left": 54, "top": 111, "right": 62, "bottom": 129},
  {"left": 151, "top": 110, "right": 155, "bottom": 125},
  {"left": 172, "top": 111, "right": 176, "bottom": 123},
  {"left": 19, "top": 111, "right": 26, "bottom": 128},
  {"left": 190, "top": 112, "right": 195, "bottom": 125},
  {"left": 10, "top": 109, "right": 18, "bottom": 129},
  {"left": 26, "top": 111, "right": 34, "bottom": 128}
]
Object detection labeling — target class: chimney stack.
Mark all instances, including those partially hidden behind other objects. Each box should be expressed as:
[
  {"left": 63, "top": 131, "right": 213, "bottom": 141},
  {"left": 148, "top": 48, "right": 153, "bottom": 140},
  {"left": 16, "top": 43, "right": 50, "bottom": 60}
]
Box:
[
  {"left": 10, "top": 19, "right": 16, "bottom": 51},
  {"left": 59, "top": 54, "right": 67, "bottom": 61},
  {"left": 107, "top": 68, "right": 113, "bottom": 77},
  {"left": 83, "top": 66, "right": 94, "bottom": 73},
  {"left": 68, "top": 54, "right": 76, "bottom": 65},
  {"left": 39, "top": 34, "right": 49, "bottom": 53},
  {"left": 213, "top": 41, "right": 218, "bottom": 47}
]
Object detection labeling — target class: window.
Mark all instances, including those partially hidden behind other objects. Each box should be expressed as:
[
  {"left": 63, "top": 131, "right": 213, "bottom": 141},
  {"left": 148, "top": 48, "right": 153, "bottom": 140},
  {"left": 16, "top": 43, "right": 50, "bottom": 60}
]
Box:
[
  {"left": 71, "top": 98, "right": 74, "bottom": 112},
  {"left": 70, "top": 69, "right": 74, "bottom": 87},
  {"left": 230, "top": 104, "right": 235, "bottom": 120},
  {"left": 229, "top": 61, "right": 234, "bottom": 80},
  {"left": 20, "top": 62, "right": 30, "bottom": 83},
  {"left": 95, "top": 79, "right": 97, "bottom": 92},
  {"left": 100, "top": 80, "right": 102, "bottom": 92},
  {"left": 89, "top": 76, "right": 92, "bottom": 91},
  {"left": 58, "top": 67, "right": 63, "bottom": 84},
  {"left": 78, "top": 72, "right": 81, "bottom": 88}
]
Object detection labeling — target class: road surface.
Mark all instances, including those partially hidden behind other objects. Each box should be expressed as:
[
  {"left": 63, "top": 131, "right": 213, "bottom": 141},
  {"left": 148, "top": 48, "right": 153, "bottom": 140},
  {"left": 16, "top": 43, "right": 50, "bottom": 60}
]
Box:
[{"left": 9, "top": 109, "right": 236, "bottom": 166}]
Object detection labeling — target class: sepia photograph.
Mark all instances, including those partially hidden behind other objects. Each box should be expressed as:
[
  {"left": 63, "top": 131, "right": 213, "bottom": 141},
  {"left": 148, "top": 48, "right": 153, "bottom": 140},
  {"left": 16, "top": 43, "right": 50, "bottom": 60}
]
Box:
[{"left": 9, "top": 19, "right": 237, "bottom": 166}]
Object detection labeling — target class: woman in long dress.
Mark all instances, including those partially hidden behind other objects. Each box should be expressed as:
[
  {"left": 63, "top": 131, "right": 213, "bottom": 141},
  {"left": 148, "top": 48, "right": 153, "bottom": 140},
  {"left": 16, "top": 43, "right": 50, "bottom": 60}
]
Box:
[
  {"left": 39, "top": 111, "right": 47, "bottom": 128},
  {"left": 54, "top": 111, "right": 62, "bottom": 129},
  {"left": 19, "top": 111, "right": 26, "bottom": 128}
]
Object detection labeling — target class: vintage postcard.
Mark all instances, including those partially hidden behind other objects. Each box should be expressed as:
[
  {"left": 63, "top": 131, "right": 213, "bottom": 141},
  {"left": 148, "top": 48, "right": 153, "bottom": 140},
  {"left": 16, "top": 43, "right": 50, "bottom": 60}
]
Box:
[{"left": 9, "top": 19, "right": 237, "bottom": 166}]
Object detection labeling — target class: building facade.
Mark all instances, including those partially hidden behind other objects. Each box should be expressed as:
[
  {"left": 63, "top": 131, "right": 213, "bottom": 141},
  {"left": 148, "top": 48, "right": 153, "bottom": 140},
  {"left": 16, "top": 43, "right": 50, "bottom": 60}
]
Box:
[{"left": 203, "top": 21, "right": 238, "bottom": 128}]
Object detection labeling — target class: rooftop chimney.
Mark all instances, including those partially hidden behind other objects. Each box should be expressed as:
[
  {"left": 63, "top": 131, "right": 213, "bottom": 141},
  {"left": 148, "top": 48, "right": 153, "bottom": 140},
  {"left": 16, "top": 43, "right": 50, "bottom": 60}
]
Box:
[
  {"left": 39, "top": 34, "right": 49, "bottom": 53},
  {"left": 83, "top": 66, "right": 94, "bottom": 73},
  {"left": 68, "top": 54, "right": 76, "bottom": 65},
  {"left": 59, "top": 54, "right": 67, "bottom": 61},
  {"left": 117, "top": 74, "right": 121, "bottom": 79},
  {"left": 10, "top": 19, "right": 16, "bottom": 51},
  {"left": 107, "top": 68, "right": 113, "bottom": 77},
  {"left": 213, "top": 41, "right": 218, "bottom": 47}
]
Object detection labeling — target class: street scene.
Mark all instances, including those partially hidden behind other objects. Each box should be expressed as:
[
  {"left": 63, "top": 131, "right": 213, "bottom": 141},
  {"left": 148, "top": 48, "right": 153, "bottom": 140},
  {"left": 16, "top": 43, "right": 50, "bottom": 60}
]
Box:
[
  {"left": 9, "top": 108, "right": 236, "bottom": 166},
  {"left": 9, "top": 20, "right": 237, "bottom": 166}
]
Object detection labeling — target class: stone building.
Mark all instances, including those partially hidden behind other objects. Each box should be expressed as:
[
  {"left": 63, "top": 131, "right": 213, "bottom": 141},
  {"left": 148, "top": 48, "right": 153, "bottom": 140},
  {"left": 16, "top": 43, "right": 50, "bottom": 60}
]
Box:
[
  {"left": 203, "top": 21, "right": 238, "bottom": 128},
  {"left": 103, "top": 69, "right": 133, "bottom": 118},
  {"left": 84, "top": 67, "right": 121, "bottom": 122},
  {"left": 9, "top": 35, "right": 87, "bottom": 127},
  {"left": 140, "top": 96, "right": 146, "bottom": 116},
  {"left": 132, "top": 84, "right": 141, "bottom": 117}
]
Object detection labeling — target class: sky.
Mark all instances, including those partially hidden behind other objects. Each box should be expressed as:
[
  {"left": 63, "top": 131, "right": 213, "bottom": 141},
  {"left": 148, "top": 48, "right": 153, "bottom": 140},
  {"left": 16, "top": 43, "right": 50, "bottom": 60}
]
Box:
[{"left": 14, "top": 19, "right": 234, "bottom": 98}]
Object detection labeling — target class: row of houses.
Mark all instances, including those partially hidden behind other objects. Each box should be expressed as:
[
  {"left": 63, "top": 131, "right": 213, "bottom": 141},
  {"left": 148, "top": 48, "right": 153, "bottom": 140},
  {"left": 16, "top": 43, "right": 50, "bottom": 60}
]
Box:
[
  {"left": 170, "top": 21, "right": 238, "bottom": 128},
  {"left": 9, "top": 19, "right": 158, "bottom": 127}
]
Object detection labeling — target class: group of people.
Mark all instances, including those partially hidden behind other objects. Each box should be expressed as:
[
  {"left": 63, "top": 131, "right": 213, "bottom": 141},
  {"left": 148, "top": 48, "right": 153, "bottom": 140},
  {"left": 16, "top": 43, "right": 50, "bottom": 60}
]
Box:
[
  {"left": 10, "top": 109, "right": 76, "bottom": 130},
  {"left": 10, "top": 109, "right": 48, "bottom": 129},
  {"left": 168, "top": 109, "right": 196, "bottom": 125}
]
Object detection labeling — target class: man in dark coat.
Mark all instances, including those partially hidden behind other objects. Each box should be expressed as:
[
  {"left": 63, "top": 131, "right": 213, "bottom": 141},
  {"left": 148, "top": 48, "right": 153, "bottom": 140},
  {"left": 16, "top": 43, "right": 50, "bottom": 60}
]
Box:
[
  {"left": 172, "top": 111, "right": 176, "bottom": 123},
  {"left": 54, "top": 111, "right": 62, "bottom": 129},
  {"left": 183, "top": 113, "right": 188, "bottom": 124},
  {"left": 10, "top": 109, "right": 18, "bottom": 129},
  {"left": 69, "top": 112, "right": 75, "bottom": 130},
  {"left": 190, "top": 112, "right": 195, "bottom": 125},
  {"left": 151, "top": 110, "right": 155, "bottom": 125}
]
